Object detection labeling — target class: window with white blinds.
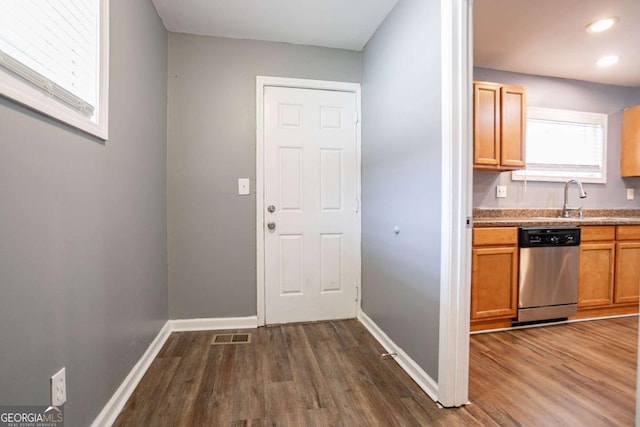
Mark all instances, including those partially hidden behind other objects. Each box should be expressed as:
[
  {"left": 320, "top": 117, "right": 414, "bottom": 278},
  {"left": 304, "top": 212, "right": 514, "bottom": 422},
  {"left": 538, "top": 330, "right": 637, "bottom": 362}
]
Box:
[
  {"left": 0, "top": 0, "right": 109, "bottom": 139},
  {"left": 512, "top": 107, "right": 607, "bottom": 183}
]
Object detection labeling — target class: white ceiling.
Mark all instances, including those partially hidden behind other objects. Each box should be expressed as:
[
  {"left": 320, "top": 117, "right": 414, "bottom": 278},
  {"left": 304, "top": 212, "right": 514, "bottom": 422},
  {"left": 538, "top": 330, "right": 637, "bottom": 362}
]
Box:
[
  {"left": 474, "top": 0, "right": 640, "bottom": 87},
  {"left": 152, "top": 0, "right": 639, "bottom": 87},
  {"left": 151, "top": 0, "right": 398, "bottom": 51}
]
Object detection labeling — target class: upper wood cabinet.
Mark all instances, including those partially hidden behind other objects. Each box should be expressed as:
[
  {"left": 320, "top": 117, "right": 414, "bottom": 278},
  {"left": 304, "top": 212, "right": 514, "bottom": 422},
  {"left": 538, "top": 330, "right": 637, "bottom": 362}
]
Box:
[
  {"left": 621, "top": 105, "right": 640, "bottom": 177},
  {"left": 473, "top": 81, "right": 526, "bottom": 171}
]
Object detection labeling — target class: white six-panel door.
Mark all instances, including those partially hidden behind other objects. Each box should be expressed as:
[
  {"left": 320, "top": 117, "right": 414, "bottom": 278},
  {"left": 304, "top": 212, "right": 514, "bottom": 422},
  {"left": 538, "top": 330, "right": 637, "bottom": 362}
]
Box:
[{"left": 263, "top": 86, "right": 358, "bottom": 324}]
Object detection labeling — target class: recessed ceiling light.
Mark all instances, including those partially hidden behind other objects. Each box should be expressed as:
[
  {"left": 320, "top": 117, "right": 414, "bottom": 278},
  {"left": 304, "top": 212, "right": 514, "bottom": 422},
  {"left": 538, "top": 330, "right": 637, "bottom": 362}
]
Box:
[
  {"left": 596, "top": 55, "right": 620, "bottom": 67},
  {"left": 587, "top": 17, "right": 618, "bottom": 33}
]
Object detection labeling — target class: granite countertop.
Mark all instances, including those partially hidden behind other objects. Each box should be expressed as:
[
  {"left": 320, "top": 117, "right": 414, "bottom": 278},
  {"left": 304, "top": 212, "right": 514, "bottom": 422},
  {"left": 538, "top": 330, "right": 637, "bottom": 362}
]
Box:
[{"left": 473, "top": 208, "right": 640, "bottom": 227}]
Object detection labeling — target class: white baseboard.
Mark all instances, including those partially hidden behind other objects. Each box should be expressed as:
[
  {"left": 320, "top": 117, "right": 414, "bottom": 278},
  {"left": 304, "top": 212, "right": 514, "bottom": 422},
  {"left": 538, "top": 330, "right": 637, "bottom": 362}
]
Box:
[
  {"left": 90, "top": 320, "right": 172, "bottom": 427},
  {"left": 169, "top": 316, "right": 258, "bottom": 332},
  {"left": 358, "top": 311, "right": 439, "bottom": 402},
  {"left": 91, "top": 315, "right": 259, "bottom": 426}
]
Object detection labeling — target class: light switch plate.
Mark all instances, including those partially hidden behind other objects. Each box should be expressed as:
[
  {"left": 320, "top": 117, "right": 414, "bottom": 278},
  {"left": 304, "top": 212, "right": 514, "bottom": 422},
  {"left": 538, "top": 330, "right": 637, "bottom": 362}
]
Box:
[
  {"left": 627, "top": 188, "right": 634, "bottom": 200},
  {"left": 238, "top": 178, "right": 250, "bottom": 196},
  {"left": 496, "top": 185, "right": 507, "bottom": 198}
]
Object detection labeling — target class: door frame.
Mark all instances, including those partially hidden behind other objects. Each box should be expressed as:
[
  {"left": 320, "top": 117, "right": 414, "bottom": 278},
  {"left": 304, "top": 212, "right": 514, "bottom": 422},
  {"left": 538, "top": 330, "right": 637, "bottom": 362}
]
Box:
[
  {"left": 255, "top": 76, "right": 362, "bottom": 326},
  {"left": 437, "top": 0, "right": 473, "bottom": 407}
]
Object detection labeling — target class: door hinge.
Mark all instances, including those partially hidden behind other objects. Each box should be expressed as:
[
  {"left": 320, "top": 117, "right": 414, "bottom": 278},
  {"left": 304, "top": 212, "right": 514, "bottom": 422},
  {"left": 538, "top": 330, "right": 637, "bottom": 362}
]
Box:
[
  {"left": 355, "top": 109, "right": 360, "bottom": 124},
  {"left": 466, "top": 216, "right": 473, "bottom": 228},
  {"left": 356, "top": 198, "right": 360, "bottom": 213},
  {"left": 355, "top": 285, "right": 359, "bottom": 302}
]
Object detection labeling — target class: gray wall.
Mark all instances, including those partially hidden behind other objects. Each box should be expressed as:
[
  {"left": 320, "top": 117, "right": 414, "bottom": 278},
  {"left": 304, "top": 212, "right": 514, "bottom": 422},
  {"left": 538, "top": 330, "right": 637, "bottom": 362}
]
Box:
[
  {"left": 167, "top": 34, "right": 361, "bottom": 319},
  {"left": 473, "top": 67, "right": 640, "bottom": 208},
  {"left": 361, "top": 0, "right": 442, "bottom": 380},
  {"left": 0, "top": 1, "right": 168, "bottom": 425}
]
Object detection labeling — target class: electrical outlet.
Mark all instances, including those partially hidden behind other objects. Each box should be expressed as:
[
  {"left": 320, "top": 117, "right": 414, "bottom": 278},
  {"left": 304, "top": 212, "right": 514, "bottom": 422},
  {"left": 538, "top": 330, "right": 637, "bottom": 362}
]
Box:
[
  {"left": 627, "top": 188, "right": 635, "bottom": 200},
  {"left": 496, "top": 185, "right": 507, "bottom": 198},
  {"left": 51, "top": 368, "right": 66, "bottom": 406}
]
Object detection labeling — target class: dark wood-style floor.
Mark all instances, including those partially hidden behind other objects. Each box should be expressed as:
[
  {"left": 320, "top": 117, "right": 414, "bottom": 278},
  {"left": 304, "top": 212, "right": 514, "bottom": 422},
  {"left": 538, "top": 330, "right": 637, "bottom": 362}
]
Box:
[{"left": 113, "top": 317, "right": 637, "bottom": 426}]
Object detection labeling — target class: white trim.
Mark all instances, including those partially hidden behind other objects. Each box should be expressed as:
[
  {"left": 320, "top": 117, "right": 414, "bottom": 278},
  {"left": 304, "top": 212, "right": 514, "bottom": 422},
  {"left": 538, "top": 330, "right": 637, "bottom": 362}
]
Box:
[
  {"left": 636, "top": 313, "right": 640, "bottom": 427},
  {"left": 169, "top": 316, "right": 259, "bottom": 332},
  {"left": 437, "top": 0, "right": 473, "bottom": 408},
  {"left": 358, "top": 311, "right": 439, "bottom": 402},
  {"left": 355, "top": 83, "right": 363, "bottom": 319},
  {"left": 0, "top": 0, "right": 109, "bottom": 140},
  {"left": 256, "top": 77, "right": 266, "bottom": 326},
  {"left": 90, "top": 320, "right": 172, "bottom": 427},
  {"left": 97, "top": 0, "right": 110, "bottom": 140},
  {"left": 470, "top": 313, "right": 640, "bottom": 335},
  {"left": 255, "top": 76, "right": 362, "bottom": 326},
  {"left": 257, "top": 76, "right": 362, "bottom": 93}
]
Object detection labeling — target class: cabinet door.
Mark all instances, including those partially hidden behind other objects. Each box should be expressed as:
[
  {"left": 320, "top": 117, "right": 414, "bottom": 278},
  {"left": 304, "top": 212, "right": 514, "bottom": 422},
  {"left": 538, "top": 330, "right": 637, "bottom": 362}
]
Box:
[
  {"left": 578, "top": 243, "right": 614, "bottom": 307},
  {"left": 471, "top": 247, "right": 518, "bottom": 319},
  {"left": 500, "top": 85, "right": 526, "bottom": 169},
  {"left": 614, "top": 242, "right": 640, "bottom": 304},
  {"left": 621, "top": 105, "right": 640, "bottom": 177},
  {"left": 473, "top": 82, "right": 501, "bottom": 168}
]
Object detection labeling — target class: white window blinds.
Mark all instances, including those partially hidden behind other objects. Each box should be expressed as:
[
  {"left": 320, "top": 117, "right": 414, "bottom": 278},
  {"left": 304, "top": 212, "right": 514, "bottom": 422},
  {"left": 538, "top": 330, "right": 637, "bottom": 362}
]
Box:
[
  {"left": 513, "top": 107, "right": 607, "bottom": 183},
  {"left": 0, "top": 0, "right": 99, "bottom": 117},
  {"left": 527, "top": 119, "right": 604, "bottom": 167}
]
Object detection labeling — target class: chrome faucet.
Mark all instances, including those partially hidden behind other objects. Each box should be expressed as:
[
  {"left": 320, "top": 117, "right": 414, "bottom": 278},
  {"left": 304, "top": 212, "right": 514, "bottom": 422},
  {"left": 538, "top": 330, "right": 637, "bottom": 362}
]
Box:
[{"left": 562, "top": 179, "right": 587, "bottom": 218}]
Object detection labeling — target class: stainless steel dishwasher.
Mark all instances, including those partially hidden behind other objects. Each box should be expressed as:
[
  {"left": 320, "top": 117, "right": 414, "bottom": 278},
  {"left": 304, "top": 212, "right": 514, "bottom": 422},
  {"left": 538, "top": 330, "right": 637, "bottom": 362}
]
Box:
[{"left": 518, "top": 226, "right": 581, "bottom": 323}]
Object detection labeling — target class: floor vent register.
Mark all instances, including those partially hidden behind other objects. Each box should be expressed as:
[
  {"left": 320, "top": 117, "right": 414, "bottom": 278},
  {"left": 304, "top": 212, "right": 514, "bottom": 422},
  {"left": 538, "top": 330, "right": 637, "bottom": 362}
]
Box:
[{"left": 211, "top": 333, "right": 252, "bottom": 345}]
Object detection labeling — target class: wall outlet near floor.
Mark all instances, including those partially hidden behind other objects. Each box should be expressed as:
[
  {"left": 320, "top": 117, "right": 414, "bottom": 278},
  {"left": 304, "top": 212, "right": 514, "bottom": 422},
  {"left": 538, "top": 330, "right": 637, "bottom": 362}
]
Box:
[
  {"left": 627, "top": 188, "right": 634, "bottom": 200},
  {"left": 496, "top": 185, "right": 507, "bottom": 198},
  {"left": 50, "top": 367, "right": 66, "bottom": 406}
]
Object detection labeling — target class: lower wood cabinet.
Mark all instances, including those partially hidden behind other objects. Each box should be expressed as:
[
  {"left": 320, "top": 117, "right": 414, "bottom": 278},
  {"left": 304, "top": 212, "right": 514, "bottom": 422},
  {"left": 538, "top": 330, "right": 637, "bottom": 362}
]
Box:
[
  {"left": 578, "top": 227, "right": 615, "bottom": 308},
  {"left": 614, "top": 242, "right": 640, "bottom": 304},
  {"left": 472, "top": 224, "right": 640, "bottom": 331},
  {"left": 471, "top": 227, "right": 518, "bottom": 326},
  {"left": 576, "top": 225, "right": 640, "bottom": 318},
  {"left": 471, "top": 247, "right": 518, "bottom": 319}
]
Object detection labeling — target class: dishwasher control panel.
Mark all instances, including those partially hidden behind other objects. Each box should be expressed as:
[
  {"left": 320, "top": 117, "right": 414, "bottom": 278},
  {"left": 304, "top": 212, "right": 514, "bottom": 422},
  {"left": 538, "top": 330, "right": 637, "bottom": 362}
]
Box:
[{"left": 519, "top": 226, "right": 581, "bottom": 247}]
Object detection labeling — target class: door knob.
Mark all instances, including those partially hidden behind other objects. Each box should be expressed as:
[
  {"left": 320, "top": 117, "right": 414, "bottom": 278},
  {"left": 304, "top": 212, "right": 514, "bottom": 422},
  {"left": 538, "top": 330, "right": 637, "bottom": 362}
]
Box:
[
  {"left": 267, "top": 222, "right": 276, "bottom": 230},
  {"left": 267, "top": 205, "right": 276, "bottom": 213}
]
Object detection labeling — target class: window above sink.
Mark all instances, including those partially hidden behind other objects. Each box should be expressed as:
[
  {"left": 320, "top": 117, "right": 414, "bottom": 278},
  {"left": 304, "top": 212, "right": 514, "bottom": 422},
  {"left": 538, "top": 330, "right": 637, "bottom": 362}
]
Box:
[{"left": 512, "top": 107, "right": 608, "bottom": 183}]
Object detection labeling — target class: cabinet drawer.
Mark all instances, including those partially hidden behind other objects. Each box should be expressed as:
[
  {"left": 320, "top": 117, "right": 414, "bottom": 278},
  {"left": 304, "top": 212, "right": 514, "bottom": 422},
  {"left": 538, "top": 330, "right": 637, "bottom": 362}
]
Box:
[
  {"left": 473, "top": 227, "right": 518, "bottom": 246},
  {"left": 581, "top": 226, "right": 615, "bottom": 242},
  {"left": 616, "top": 225, "right": 640, "bottom": 241}
]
